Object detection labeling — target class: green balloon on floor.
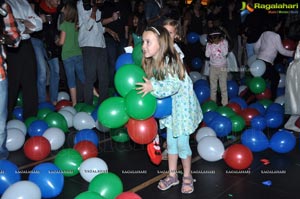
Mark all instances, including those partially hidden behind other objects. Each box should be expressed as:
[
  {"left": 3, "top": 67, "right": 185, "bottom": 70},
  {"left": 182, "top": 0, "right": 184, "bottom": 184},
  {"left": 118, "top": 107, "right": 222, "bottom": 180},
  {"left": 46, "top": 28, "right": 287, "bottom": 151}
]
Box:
[
  {"left": 110, "top": 128, "right": 130, "bottom": 143},
  {"left": 54, "top": 149, "right": 83, "bottom": 177},
  {"left": 44, "top": 112, "right": 68, "bottom": 132},
  {"left": 75, "top": 191, "right": 105, "bottom": 199}
]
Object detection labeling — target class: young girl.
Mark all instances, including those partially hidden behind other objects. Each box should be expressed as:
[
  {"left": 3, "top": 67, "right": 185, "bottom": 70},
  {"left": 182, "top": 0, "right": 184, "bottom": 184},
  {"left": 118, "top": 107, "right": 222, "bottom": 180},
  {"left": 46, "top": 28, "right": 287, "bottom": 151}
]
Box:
[
  {"left": 56, "top": 2, "right": 85, "bottom": 106},
  {"left": 136, "top": 26, "right": 202, "bottom": 194},
  {"left": 205, "top": 27, "right": 229, "bottom": 106}
]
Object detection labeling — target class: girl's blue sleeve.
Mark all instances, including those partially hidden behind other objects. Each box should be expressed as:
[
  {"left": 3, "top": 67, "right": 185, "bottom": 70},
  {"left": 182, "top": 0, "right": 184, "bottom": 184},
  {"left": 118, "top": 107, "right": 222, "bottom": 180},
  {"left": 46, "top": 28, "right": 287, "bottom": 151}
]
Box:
[{"left": 150, "top": 74, "right": 181, "bottom": 99}]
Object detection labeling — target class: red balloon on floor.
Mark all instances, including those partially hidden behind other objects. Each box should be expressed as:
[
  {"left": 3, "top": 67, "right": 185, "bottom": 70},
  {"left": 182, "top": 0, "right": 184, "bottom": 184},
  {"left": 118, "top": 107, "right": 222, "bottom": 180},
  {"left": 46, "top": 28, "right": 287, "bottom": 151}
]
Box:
[
  {"left": 74, "top": 140, "right": 98, "bottom": 160},
  {"left": 55, "top": 100, "right": 73, "bottom": 111},
  {"left": 226, "top": 102, "right": 242, "bottom": 114},
  {"left": 127, "top": 117, "right": 158, "bottom": 144},
  {"left": 256, "top": 88, "right": 272, "bottom": 100},
  {"left": 116, "top": 192, "right": 142, "bottom": 199},
  {"left": 23, "top": 136, "right": 51, "bottom": 161},
  {"left": 223, "top": 144, "right": 253, "bottom": 170},
  {"left": 239, "top": 108, "right": 260, "bottom": 126}
]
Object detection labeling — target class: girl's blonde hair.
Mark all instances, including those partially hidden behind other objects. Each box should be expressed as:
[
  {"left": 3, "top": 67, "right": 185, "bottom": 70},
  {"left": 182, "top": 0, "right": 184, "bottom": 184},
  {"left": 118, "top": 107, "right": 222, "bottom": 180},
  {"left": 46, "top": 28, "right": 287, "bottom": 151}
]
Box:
[
  {"left": 142, "top": 26, "right": 185, "bottom": 81},
  {"left": 63, "top": 3, "right": 78, "bottom": 29},
  {"left": 162, "top": 19, "right": 182, "bottom": 42}
]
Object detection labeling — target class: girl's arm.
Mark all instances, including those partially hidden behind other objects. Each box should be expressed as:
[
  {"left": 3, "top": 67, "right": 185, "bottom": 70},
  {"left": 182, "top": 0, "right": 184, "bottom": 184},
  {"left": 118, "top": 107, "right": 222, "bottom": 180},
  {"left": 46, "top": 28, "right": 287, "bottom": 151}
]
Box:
[
  {"left": 205, "top": 43, "right": 212, "bottom": 58},
  {"left": 55, "top": 30, "right": 65, "bottom": 46}
]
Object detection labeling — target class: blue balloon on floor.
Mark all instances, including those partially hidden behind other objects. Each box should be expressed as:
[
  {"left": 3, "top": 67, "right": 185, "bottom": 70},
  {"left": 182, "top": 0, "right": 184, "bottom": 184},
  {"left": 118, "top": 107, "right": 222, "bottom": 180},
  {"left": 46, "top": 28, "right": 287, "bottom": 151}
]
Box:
[
  {"left": 265, "top": 112, "right": 284, "bottom": 128},
  {"left": 277, "top": 87, "right": 285, "bottom": 97},
  {"left": 13, "top": 107, "right": 23, "bottom": 121},
  {"left": 229, "top": 97, "right": 247, "bottom": 109},
  {"left": 153, "top": 97, "right": 172, "bottom": 119},
  {"left": 0, "top": 160, "right": 21, "bottom": 195},
  {"left": 203, "top": 111, "right": 220, "bottom": 125},
  {"left": 38, "top": 101, "right": 55, "bottom": 111},
  {"left": 270, "top": 130, "right": 296, "bottom": 153},
  {"left": 194, "top": 79, "right": 209, "bottom": 88},
  {"left": 29, "top": 163, "right": 64, "bottom": 198},
  {"left": 266, "top": 103, "right": 284, "bottom": 114},
  {"left": 241, "top": 128, "right": 269, "bottom": 152},
  {"left": 28, "top": 120, "right": 49, "bottom": 137},
  {"left": 115, "top": 53, "right": 134, "bottom": 71},
  {"left": 191, "top": 57, "right": 203, "bottom": 69},
  {"left": 194, "top": 84, "right": 210, "bottom": 104},
  {"left": 208, "top": 115, "right": 232, "bottom": 137},
  {"left": 74, "top": 129, "right": 99, "bottom": 147},
  {"left": 251, "top": 115, "right": 267, "bottom": 130},
  {"left": 249, "top": 102, "right": 266, "bottom": 115},
  {"left": 187, "top": 32, "right": 199, "bottom": 44},
  {"left": 227, "top": 80, "right": 239, "bottom": 99}
]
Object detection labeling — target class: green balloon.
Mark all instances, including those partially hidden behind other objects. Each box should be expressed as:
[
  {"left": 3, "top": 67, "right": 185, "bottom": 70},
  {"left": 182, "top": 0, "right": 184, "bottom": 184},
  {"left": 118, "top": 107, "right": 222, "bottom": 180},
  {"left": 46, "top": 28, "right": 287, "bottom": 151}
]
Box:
[
  {"left": 81, "top": 104, "right": 96, "bottom": 115},
  {"left": 92, "top": 96, "right": 99, "bottom": 107},
  {"left": 258, "top": 99, "right": 273, "bottom": 109},
  {"left": 75, "top": 191, "right": 105, "bottom": 199},
  {"left": 37, "top": 108, "right": 53, "bottom": 120},
  {"left": 54, "top": 148, "right": 83, "bottom": 177},
  {"left": 125, "top": 89, "right": 157, "bottom": 120},
  {"left": 44, "top": 112, "right": 68, "bottom": 132},
  {"left": 132, "top": 43, "right": 143, "bottom": 66},
  {"left": 230, "top": 115, "right": 246, "bottom": 132},
  {"left": 249, "top": 77, "right": 266, "bottom": 94},
  {"left": 74, "top": 102, "right": 87, "bottom": 112},
  {"left": 98, "top": 97, "right": 129, "bottom": 129},
  {"left": 114, "top": 64, "right": 146, "bottom": 97},
  {"left": 201, "top": 100, "right": 218, "bottom": 113},
  {"left": 24, "top": 116, "right": 37, "bottom": 128},
  {"left": 16, "top": 91, "right": 23, "bottom": 107},
  {"left": 216, "top": 106, "right": 235, "bottom": 118},
  {"left": 110, "top": 128, "right": 130, "bottom": 143},
  {"left": 88, "top": 172, "right": 123, "bottom": 199}
]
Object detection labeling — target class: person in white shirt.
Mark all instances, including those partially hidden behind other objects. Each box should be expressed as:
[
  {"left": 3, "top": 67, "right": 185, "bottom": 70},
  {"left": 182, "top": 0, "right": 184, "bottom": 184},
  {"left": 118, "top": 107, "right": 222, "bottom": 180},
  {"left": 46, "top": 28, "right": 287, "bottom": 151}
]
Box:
[{"left": 6, "top": 0, "right": 43, "bottom": 120}]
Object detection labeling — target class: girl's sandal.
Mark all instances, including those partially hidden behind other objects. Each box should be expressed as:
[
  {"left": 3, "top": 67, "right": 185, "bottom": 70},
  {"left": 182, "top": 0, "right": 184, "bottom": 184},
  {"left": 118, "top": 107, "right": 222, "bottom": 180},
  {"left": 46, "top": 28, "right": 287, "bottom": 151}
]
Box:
[
  {"left": 181, "top": 176, "right": 196, "bottom": 194},
  {"left": 157, "top": 175, "right": 180, "bottom": 191}
]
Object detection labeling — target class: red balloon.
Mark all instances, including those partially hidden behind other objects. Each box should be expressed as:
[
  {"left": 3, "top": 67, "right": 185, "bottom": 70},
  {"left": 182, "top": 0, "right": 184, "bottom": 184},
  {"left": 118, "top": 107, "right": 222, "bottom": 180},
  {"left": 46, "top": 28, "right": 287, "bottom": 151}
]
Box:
[
  {"left": 127, "top": 117, "right": 158, "bottom": 144},
  {"left": 256, "top": 88, "right": 271, "bottom": 100},
  {"left": 223, "top": 144, "right": 253, "bottom": 170},
  {"left": 226, "top": 102, "right": 242, "bottom": 114},
  {"left": 238, "top": 108, "right": 260, "bottom": 126},
  {"left": 295, "top": 117, "right": 300, "bottom": 128},
  {"left": 282, "top": 39, "right": 297, "bottom": 51},
  {"left": 55, "top": 100, "right": 73, "bottom": 111},
  {"left": 74, "top": 140, "right": 98, "bottom": 160},
  {"left": 116, "top": 192, "right": 142, "bottom": 199},
  {"left": 23, "top": 136, "right": 51, "bottom": 161}
]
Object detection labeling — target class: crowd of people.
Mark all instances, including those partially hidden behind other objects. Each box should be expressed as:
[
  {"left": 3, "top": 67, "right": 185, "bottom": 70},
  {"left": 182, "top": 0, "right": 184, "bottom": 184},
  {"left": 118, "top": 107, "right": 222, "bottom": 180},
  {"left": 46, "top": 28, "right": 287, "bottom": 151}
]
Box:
[{"left": 0, "top": 0, "right": 299, "bottom": 194}]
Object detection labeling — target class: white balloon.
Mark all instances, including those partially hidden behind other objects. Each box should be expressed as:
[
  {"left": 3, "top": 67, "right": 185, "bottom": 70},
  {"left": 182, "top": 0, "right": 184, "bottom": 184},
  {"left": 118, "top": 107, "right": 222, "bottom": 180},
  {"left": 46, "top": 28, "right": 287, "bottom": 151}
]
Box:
[
  {"left": 195, "top": 127, "right": 216, "bottom": 142},
  {"left": 275, "top": 95, "right": 285, "bottom": 106},
  {"left": 95, "top": 121, "right": 110, "bottom": 133},
  {"left": 278, "top": 73, "right": 286, "bottom": 88},
  {"left": 58, "top": 109, "right": 74, "bottom": 128},
  {"left": 250, "top": 59, "right": 266, "bottom": 77},
  {"left": 189, "top": 71, "right": 203, "bottom": 83},
  {"left": 1, "top": 181, "right": 42, "bottom": 199},
  {"left": 57, "top": 91, "right": 70, "bottom": 102},
  {"left": 197, "top": 136, "right": 225, "bottom": 162},
  {"left": 42, "top": 127, "right": 65, "bottom": 150},
  {"left": 6, "top": 128, "right": 25, "bottom": 151},
  {"left": 79, "top": 157, "right": 108, "bottom": 182},
  {"left": 247, "top": 55, "right": 257, "bottom": 67},
  {"left": 199, "top": 34, "right": 207, "bottom": 46},
  {"left": 73, "top": 112, "right": 96, "bottom": 130},
  {"left": 7, "top": 119, "right": 27, "bottom": 135},
  {"left": 238, "top": 85, "right": 248, "bottom": 95},
  {"left": 60, "top": 106, "right": 76, "bottom": 115}
]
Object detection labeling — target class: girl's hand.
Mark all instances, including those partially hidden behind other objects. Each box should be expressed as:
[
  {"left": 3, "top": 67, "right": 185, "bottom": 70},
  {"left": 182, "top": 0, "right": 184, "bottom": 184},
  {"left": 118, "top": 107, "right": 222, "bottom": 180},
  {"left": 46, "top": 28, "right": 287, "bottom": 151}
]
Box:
[{"left": 136, "top": 77, "right": 153, "bottom": 97}]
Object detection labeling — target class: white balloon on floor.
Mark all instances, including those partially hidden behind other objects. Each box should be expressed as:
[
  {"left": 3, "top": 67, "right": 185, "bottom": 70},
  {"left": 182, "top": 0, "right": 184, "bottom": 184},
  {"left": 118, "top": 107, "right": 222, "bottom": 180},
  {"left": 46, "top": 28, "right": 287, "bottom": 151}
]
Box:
[
  {"left": 7, "top": 119, "right": 27, "bottom": 135},
  {"left": 197, "top": 136, "right": 225, "bottom": 162},
  {"left": 275, "top": 95, "right": 285, "bottom": 106},
  {"left": 6, "top": 128, "right": 25, "bottom": 151},
  {"left": 79, "top": 157, "right": 108, "bottom": 182},
  {"left": 73, "top": 112, "right": 96, "bottom": 130},
  {"left": 58, "top": 109, "right": 74, "bottom": 128},
  {"left": 42, "top": 127, "right": 66, "bottom": 150},
  {"left": 250, "top": 59, "right": 266, "bottom": 77},
  {"left": 57, "top": 91, "right": 70, "bottom": 102},
  {"left": 1, "top": 181, "right": 41, "bottom": 199},
  {"left": 278, "top": 73, "right": 286, "bottom": 88},
  {"left": 60, "top": 106, "right": 77, "bottom": 115},
  {"left": 195, "top": 127, "right": 216, "bottom": 143}
]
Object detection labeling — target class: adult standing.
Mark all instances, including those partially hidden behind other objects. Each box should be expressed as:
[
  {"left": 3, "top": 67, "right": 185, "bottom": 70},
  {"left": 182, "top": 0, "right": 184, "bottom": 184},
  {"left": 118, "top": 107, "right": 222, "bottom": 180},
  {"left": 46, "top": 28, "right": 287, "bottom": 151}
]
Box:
[
  {"left": 0, "top": 0, "right": 20, "bottom": 159},
  {"left": 6, "top": 0, "right": 43, "bottom": 120},
  {"left": 144, "top": 0, "right": 168, "bottom": 26},
  {"left": 77, "top": 0, "right": 109, "bottom": 106}
]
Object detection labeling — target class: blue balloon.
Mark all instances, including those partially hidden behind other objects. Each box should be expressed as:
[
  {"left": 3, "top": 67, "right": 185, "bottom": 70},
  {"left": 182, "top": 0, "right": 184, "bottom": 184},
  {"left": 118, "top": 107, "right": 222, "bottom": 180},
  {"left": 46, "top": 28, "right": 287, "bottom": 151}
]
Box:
[
  {"left": 250, "top": 115, "right": 267, "bottom": 130},
  {"left": 208, "top": 115, "right": 232, "bottom": 137},
  {"left": 265, "top": 112, "right": 284, "bottom": 128},
  {"left": 187, "top": 32, "right": 199, "bottom": 44},
  {"left": 194, "top": 84, "right": 210, "bottom": 104},
  {"left": 249, "top": 102, "right": 266, "bottom": 115},
  {"left": 203, "top": 111, "right": 220, "bottom": 125},
  {"left": 266, "top": 103, "right": 284, "bottom": 114},
  {"left": 241, "top": 128, "right": 269, "bottom": 152},
  {"left": 0, "top": 160, "right": 21, "bottom": 195},
  {"left": 74, "top": 129, "right": 99, "bottom": 147},
  {"left": 28, "top": 120, "right": 49, "bottom": 137},
  {"left": 270, "top": 130, "right": 296, "bottom": 153},
  {"left": 194, "top": 79, "right": 209, "bottom": 88},
  {"left": 115, "top": 53, "right": 134, "bottom": 71},
  {"left": 274, "top": 63, "right": 285, "bottom": 73},
  {"left": 191, "top": 57, "right": 202, "bottom": 69},
  {"left": 276, "top": 87, "right": 285, "bottom": 97},
  {"left": 29, "top": 163, "right": 64, "bottom": 198},
  {"left": 153, "top": 97, "right": 172, "bottom": 119},
  {"left": 13, "top": 106, "right": 23, "bottom": 121},
  {"left": 227, "top": 80, "right": 239, "bottom": 99},
  {"left": 229, "top": 97, "right": 247, "bottom": 109},
  {"left": 91, "top": 108, "right": 98, "bottom": 121},
  {"left": 38, "top": 101, "right": 55, "bottom": 111}
]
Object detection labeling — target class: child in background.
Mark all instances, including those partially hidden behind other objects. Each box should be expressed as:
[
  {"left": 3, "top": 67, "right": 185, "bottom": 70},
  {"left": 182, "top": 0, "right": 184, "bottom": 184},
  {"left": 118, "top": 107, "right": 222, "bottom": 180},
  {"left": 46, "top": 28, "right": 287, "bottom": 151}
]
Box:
[
  {"left": 56, "top": 2, "right": 85, "bottom": 106},
  {"left": 136, "top": 26, "right": 202, "bottom": 194},
  {"left": 128, "top": 12, "right": 146, "bottom": 47},
  {"left": 205, "top": 27, "right": 229, "bottom": 106},
  {"left": 161, "top": 19, "right": 184, "bottom": 160}
]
